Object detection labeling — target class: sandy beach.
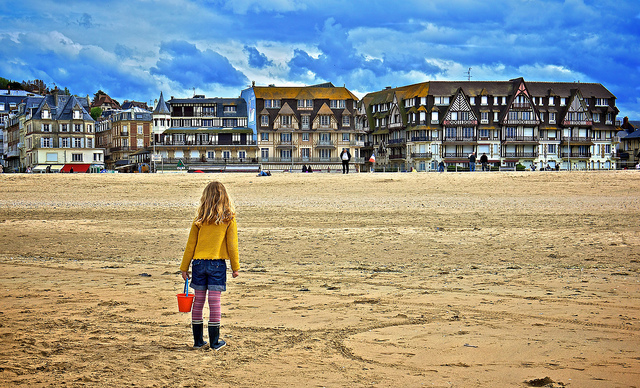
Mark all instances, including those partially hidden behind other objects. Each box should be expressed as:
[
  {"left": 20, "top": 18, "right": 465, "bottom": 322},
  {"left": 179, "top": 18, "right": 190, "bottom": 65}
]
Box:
[{"left": 0, "top": 171, "right": 639, "bottom": 387}]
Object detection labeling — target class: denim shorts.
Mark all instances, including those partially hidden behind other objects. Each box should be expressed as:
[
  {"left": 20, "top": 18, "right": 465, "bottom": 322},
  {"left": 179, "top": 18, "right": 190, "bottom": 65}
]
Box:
[{"left": 190, "top": 259, "right": 227, "bottom": 291}]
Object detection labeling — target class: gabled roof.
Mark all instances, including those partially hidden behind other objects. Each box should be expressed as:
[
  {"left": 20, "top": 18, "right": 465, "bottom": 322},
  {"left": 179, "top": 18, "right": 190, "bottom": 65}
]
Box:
[
  {"left": 32, "top": 94, "right": 93, "bottom": 122},
  {"left": 277, "top": 102, "right": 295, "bottom": 115},
  {"left": 316, "top": 103, "right": 335, "bottom": 115}
]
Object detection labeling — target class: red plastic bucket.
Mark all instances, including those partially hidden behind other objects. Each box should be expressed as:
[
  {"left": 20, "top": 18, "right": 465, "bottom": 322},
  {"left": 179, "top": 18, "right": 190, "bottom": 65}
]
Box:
[{"left": 177, "top": 293, "right": 194, "bottom": 312}]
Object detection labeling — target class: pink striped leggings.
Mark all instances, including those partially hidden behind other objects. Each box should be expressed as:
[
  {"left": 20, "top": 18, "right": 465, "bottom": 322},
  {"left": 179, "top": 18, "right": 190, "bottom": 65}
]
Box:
[{"left": 191, "top": 290, "right": 221, "bottom": 324}]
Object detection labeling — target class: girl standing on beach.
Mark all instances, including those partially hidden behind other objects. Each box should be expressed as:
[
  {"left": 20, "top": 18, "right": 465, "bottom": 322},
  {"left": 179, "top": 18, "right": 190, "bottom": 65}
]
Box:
[{"left": 180, "top": 181, "right": 240, "bottom": 350}]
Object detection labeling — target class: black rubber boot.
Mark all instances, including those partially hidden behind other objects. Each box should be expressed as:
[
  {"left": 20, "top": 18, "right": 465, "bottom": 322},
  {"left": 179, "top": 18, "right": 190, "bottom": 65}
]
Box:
[
  {"left": 208, "top": 323, "right": 226, "bottom": 351},
  {"left": 192, "top": 322, "right": 208, "bottom": 349}
]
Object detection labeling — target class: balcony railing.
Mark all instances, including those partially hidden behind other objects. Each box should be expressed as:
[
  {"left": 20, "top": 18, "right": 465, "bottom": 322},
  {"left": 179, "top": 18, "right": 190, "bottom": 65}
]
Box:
[
  {"left": 411, "top": 152, "right": 433, "bottom": 159},
  {"left": 389, "top": 154, "right": 405, "bottom": 160},
  {"left": 561, "top": 137, "right": 592, "bottom": 143},
  {"left": 503, "top": 136, "right": 537, "bottom": 142},
  {"left": 561, "top": 152, "right": 592, "bottom": 158},
  {"left": 313, "top": 140, "right": 336, "bottom": 148},
  {"left": 154, "top": 139, "right": 256, "bottom": 146},
  {"left": 160, "top": 157, "right": 256, "bottom": 164},
  {"left": 410, "top": 136, "right": 438, "bottom": 142},
  {"left": 443, "top": 136, "right": 476, "bottom": 142},
  {"left": 388, "top": 138, "right": 406, "bottom": 145},
  {"left": 259, "top": 157, "right": 365, "bottom": 164},
  {"left": 444, "top": 152, "right": 471, "bottom": 158},
  {"left": 503, "top": 151, "right": 538, "bottom": 158}
]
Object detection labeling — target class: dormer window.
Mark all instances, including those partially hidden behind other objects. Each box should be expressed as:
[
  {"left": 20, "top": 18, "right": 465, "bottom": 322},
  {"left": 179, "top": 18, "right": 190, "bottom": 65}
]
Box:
[
  {"left": 330, "top": 100, "right": 345, "bottom": 109},
  {"left": 42, "top": 110, "right": 50, "bottom": 119},
  {"left": 73, "top": 110, "right": 81, "bottom": 119},
  {"left": 223, "top": 105, "right": 237, "bottom": 113}
]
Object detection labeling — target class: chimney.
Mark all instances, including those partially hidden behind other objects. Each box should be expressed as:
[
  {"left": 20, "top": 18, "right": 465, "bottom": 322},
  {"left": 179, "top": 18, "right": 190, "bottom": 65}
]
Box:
[{"left": 53, "top": 88, "right": 59, "bottom": 106}]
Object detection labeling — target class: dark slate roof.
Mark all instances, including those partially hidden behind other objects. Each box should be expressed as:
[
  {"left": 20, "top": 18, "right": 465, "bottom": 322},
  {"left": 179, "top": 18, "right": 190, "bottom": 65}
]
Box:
[
  {"left": 153, "top": 91, "right": 170, "bottom": 114},
  {"left": 32, "top": 94, "right": 94, "bottom": 122},
  {"left": 622, "top": 129, "right": 640, "bottom": 140},
  {"left": 168, "top": 97, "right": 248, "bottom": 117}
]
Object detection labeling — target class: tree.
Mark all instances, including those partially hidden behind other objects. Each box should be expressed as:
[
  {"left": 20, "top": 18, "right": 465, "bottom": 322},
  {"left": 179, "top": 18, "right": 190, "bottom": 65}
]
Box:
[
  {"left": 93, "top": 90, "right": 107, "bottom": 105},
  {"left": 90, "top": 107, "right": 103, "bottom": 121}
]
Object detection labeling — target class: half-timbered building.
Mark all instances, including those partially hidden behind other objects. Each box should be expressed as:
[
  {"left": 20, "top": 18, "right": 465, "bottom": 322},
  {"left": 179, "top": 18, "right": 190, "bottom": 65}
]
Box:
[
  {"left": 359, "top": 78, "right": 620, "bottom": 171},
  {"left": 241, "top": 82, "right": 363, "bottom": 172}
]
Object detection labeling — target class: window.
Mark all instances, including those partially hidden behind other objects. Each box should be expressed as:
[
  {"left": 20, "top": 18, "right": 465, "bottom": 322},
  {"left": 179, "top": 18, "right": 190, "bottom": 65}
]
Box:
[
  {"left": 93, "top": 153, "right": 102, "bottom": 161},
  {"left": 446, "top": 127, "right": 457, "bottom": 138},
  {"left": 540, "top": 112, "right": 545, "bottom": 122},
  {"left": 74, "top": 138, "right": 83, "bottom": 148},
  {"left": 342, "top": 115, "right": 350, "bottom": 127},
  {"left": 203, "top": 106, "right": 216, "bottom": 116},
  {"left": 480, "top": 112, "right": 489, "bottom": 123},
  {"left": 223, "top": 105, "right": 237, "bottom": 113},
  {"left": 481, "top": 96, "right": 488, "bottom": 105},
  {"left": 260, "top": 132, "right": 269, "bottom": 141},
  {"left": 86, "top": 124, "right": 93, "bottom": 133},
  {"left": 469, "top": 97, "right": 475, "bottom": 105},
  {"left": 435, "top": 96, "right": 450, "bottom": 105},
  {"left": 42, "top": 110, "right": 50, "bottom": 119},
  {"left": 138, "top": 125, "right": 143, "bottom": 134},
  {"left": 264, "top": 99, "right": 280, "bottom": 108},
  {"left": 320, "top": 116, "right": 330, "bottom": 126},
  {"left": 301, "top": 115, "right": 310, "bottom": 129},
  {"left": 450, "top": 112, "right": 458, "bottom": 121},
  {"left": 319, "top": 133, "right": 330, "bottom": 143},
  {"left": 606, "top": 113, "right": 612, "bottom": 124},
  {"left": 137, "top": 138, "right": 144, "bottom": 148},
  {"left": 72, "top": 153, "right": 83, "bottom": 162},
  {"left": 61, "top": 138, "right": 70, "bottom": 148},
  {"left": 593, "top": 113, "right": 600, "bottom": 123},
  {"left": 596, "top": 98, "right": 608, "bottom": 106},
  {"left": 605, "top": 144, "right": 611, "bottom": 154},
  {"left": 41, "top": 137, "right": 52, "bottom": 148},
  {"left": 508, "top": 111, "right": 518, "bottom": 121},
  {"left": 73, "top": 110, "right": 81, "bottom": 119},
  {"left": 261, "top": 115, "right": 269, "bottom": 126},
  {"left": 223, "top": 151, "right": 231, "bottom": 159},
  {"left": 46, "top": 153, "right": 57, "bottom": 162},
  {"left": 301, "top": 148, "right": 310, "bottom": 160},
  {"left": 238, "top": 151, "right": 246, "bottom": 159},
  {"left": 280, "top": 149, "right": 291, "bottom": 160},
  {"left": 75, "top": 124, "right": 82, "bottom": 132},
  {"left": 462, "top": 127, "right": 473, "bottom": 138},
  {"left": 42, "top": 124, "right": 50, "bottom": 132},
  {"left": 280, "top": 133, "right": 292, "bottom": 142},
  {"left": 223, "top": 119, "right": 238, "bottom": 127},
  {"left": 505, "top": 127, "right": 516, "bottom": 138},
  {"left": 87, "top": 138, "right": 93, "bottom": 148},
  {"left": 431, "top": 111, "right": 438, "bottom": 123},
  {"left": 549, "top": 112, "right": 556, "bottom": 123},
  {"left": 61, "top": 124, "right": 68, "bottom": 132},
  {"left": 298, "top": 99, "right": 313, "bottom": 108},
  {"left": 302, "top": 132, "right": 309, "bottom": 141},
  {"left": 548, "top": 144, "right": 556, "bottom": 154},
  {"left": 319, "top": 149, "right": 331, "bottom": 159},
  {"left": 330, "top": 100, "right": 345, "bottom": 109},
  {"left": 522, "top": 111, "right": 531, "bottom": 120},
  {"left": 479, "top": 129, "right": 489, "bottom": 138},
  {"left": 261, "top": 148, "right": 269, "bottom": 160},
  {"left": 342, "top": 133, "right": 350, "bottom": 141},
  {"left": 281, "top": 116, "right": 292, "bottom": 126},
  {"left": 560, "top": 98, "right": 566, "bottom": 106},
  {"left": 207, "top": 151, "right": 215, "bottom": 159}
]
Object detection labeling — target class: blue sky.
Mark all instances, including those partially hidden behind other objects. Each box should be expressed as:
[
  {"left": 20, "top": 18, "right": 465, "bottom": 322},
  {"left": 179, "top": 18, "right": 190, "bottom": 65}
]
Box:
[{"left": 1, "top": 0, "right": 639, "bottom": 118}]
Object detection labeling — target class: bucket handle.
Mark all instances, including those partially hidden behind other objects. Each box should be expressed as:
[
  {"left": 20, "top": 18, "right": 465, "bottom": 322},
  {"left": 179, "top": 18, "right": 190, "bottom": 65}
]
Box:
[{"left": 184, "top": 278, "right": 190, "bottom": 296}]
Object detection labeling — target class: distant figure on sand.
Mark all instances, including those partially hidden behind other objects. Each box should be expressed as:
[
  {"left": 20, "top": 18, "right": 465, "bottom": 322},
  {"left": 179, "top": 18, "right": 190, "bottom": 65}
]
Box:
[
  {"left": 340, "top": 148, "right": 351, "bottom": 174},
  {"left": 468, "top": 152, "right": 476, "bottom": 172},
  {"left": 180, "top": 181, "right": 240, "bottom": 350},
  {"left": 438, "top": 161, "right": 445, "bottom": 172}
]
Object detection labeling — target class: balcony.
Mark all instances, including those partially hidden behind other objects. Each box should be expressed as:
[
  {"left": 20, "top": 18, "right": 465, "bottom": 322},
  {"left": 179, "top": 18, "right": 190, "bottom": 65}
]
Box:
[
  {"left": 503, "top": 136, "right": 537, "bottom": 143},
  {"left": 410, "top": 136, "right": 438, "bottom": 142},
  {"left": 389, "top": 122, "right": 403, "bottom": 129},
  {"left": 561, "top": 137, "right": 592, "bottom": 144},
  {"left": 562, "top": 120, "right": 593, "bottom": 126},
  {"left": 444, "top": 152, "right": 471, "bottom": 158},
  {"left": 561, "top": 152, "right": 592, "bottom": 158},
  {"left": 275, "top": 140, "right": 298, "bottom": 149},
  {"left": 120, "top": 131, "right": 129, "bottom": 136},
  {"left": 503, "top": 151, "right": 538, "bottom": 158},
  {"left": 154, "top": 139, "right": 256, "bottom": 147},
  {"left": 350, "top": 140, "right": 365, "bottom": 147},
  {"left": 512, "top": 102, "right": 531, "bottom": 109},
  {"left": 110, "top": 146, "right": 130, "bottom": 152},
  {"left": 388, "top": 138, "right": 406, "bottom": 147},
  {"left": 411, "top": 152, "right": 433, "bottom": 159},
  {"left": 259, "top": 157, "right": 365, "bottom": 164},
  {"left": 389, "top": 154, "right": 405, "bottom": 160},
  {"left": 443, "top": 136, "right": 476, "bottom": 142},
  {"left": 314, "top": 140, "right": 336, "bottom": 149}
]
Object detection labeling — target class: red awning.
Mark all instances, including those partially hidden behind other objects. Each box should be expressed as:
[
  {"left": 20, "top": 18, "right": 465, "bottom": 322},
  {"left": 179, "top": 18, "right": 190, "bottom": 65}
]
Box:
[{"left": 61, "top": 164, "right": 91, "bottom": 173}]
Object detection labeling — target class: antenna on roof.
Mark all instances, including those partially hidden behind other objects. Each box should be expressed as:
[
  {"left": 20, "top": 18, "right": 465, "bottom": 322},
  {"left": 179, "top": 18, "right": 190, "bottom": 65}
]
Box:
[
  {"left": 466, "top": 68, "right": 472, "bottom": 81},
  {"left": 192, "top": 87, "right": 196, "bottom": 97}
]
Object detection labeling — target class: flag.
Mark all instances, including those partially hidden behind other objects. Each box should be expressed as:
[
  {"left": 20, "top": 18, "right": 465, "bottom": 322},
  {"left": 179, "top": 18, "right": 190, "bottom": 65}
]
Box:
[{"left": 369, "top": 152, "right": 376, "bottom": 163}]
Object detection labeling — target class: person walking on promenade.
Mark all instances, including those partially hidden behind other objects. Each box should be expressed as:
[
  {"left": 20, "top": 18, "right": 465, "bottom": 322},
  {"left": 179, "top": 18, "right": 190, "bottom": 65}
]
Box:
[
  {"left": 340, "top": 148, "right": 351, "bottom": 174},
  {"left": 180, "top": 181, "right": 240, "bottom": 350},
  {"left": 480, "top": 153, "right": 488, "bottom": 171},
  {"left": 468, "top": 152, "right": 476, "bottom": 172}
]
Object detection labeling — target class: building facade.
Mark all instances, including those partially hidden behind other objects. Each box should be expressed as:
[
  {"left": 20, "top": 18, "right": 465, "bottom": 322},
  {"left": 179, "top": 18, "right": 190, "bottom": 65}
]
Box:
[
  {"left": 151, "top": 94, "right": 257, "bottom": 172},
  {"left": 96, "top": 107, "right": 152, "bottom": 170},
  {"left": 241, "top": 83, "right": 364, "bottom": 171},
  {"left": 15, "top": 92, "right": 104, "bottom": 172},
  {"left": 359, "top": 78, "right": 620, "bottom": 171}
]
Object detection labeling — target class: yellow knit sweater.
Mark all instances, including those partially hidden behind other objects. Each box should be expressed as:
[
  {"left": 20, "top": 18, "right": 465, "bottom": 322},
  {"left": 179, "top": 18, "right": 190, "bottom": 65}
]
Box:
[{"left": 180, "top": 218, "right": 239, "bottom": 272}]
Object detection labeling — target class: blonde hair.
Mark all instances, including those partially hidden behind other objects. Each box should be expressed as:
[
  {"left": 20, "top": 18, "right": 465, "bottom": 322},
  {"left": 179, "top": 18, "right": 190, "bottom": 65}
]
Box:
[{"left": 195, "top": 181, "right": 235, "bottom": 225}]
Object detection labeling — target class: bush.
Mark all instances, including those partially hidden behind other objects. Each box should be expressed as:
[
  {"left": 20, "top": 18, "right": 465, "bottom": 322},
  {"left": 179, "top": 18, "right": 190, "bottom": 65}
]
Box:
[{"left": 516, "top": 163, "right": 526, "bottom": 171}]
